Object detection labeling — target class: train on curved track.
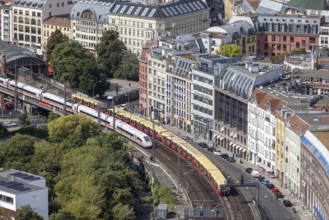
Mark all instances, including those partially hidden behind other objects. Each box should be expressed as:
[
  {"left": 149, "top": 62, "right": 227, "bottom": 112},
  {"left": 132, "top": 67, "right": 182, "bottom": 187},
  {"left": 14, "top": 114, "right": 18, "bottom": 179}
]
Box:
[{"left": 0, "top": 76, "right": 230, "bottom": 195}]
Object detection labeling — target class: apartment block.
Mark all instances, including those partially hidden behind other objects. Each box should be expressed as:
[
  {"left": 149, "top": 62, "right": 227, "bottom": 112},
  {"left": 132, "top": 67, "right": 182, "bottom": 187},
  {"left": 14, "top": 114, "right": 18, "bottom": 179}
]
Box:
[
  {"left": 108, "top": 0, "right": 210, "bottom": 55},
  {"left": 253, "top": 14, "right": 324, "bottom": 56},
  {"left": 70, "top": 0, "right": 112, "bottom": 53},
  {"left": 0, "top": 169, "right": 48, "bottom": 220},
  {"left": 42, "top": 17, "right": 70, "bottom": 47},
  {"left": 12, "top": 0, "right": 75, "bottom": 54},
  {"left": 0, "top": 0, "right": 13, "bottom": 42},
  {"left": 214, "top": 62, "right": 283, "bottom": 159},
  {"left": 301, "top": 129, "right": 329, "bottom": 220}
]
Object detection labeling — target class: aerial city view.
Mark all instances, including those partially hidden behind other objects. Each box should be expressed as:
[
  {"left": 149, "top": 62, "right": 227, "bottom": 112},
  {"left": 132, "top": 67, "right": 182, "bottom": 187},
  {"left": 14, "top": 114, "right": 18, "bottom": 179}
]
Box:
[{"left": 0, "top": 0, "right": 328, "bottom": 219}]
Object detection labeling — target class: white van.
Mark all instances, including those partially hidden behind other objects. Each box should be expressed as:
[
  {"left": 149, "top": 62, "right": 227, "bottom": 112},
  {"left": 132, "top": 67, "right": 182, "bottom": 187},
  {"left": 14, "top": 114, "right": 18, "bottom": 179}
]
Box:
[
  {"left": 251, "top": 170, "right": 260, "bottom": 178},
  {"left": 120, "top": 103, "right": 128, "bottom": 110}
]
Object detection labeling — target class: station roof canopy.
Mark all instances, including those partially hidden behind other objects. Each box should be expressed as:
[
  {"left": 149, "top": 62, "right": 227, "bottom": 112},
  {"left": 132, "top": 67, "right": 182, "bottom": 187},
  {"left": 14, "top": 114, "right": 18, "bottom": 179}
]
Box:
[{"left": 0, "top": 41, "right": 45, "bottom": 69}]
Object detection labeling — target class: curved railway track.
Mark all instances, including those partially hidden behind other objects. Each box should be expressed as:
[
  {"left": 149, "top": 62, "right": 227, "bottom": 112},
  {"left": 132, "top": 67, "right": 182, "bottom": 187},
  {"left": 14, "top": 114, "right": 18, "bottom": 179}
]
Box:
[{"left": 145, "top": 140, "right": 255, "bottom": 220}]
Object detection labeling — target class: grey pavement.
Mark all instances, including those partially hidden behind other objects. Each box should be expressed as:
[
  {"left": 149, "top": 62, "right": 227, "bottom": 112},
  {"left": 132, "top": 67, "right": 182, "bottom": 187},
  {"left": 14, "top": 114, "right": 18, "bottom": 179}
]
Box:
[{"left": 161, "top": 123, "right": 315, "bottom": 220}]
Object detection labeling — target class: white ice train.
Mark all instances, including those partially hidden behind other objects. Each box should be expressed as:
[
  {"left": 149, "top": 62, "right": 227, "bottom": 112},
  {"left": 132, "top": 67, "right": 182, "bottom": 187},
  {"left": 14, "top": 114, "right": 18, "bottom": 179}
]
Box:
[
  {"left": 0, "top": 76, "right": 152, "bottom": 148},
  {"left": 72, "top": 104, "right": 152, "bottom": 148}
]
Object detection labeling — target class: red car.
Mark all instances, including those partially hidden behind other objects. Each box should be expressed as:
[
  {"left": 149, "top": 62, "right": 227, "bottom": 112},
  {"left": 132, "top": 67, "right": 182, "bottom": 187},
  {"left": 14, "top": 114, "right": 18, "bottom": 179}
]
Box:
[{"left": 271, "top": 188, "right": 280, "bottom": 194}]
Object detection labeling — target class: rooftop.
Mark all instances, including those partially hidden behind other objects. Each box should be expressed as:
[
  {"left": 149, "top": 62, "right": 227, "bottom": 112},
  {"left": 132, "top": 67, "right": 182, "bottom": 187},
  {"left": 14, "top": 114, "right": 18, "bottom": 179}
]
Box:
[
  {"left": 13, "top": 0, "right": 46, "bottom": 8},
  {"left": 43, "top": 17, "right": 71, "bottom": 27},
  {"left": 312, "top": 131, "right": 329, "bottom": 150},
  {"left": 0, "top": 169, "right": 46, "bottom": 195},
  {"left": 284, "top": 0, "right": 325, "bottom": 10}
]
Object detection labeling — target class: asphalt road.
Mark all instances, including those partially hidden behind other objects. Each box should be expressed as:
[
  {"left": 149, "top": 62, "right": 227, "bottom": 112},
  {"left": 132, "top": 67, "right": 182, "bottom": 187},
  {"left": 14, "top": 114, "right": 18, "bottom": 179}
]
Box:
[{"left": 192, "top": 145, "right": 297, "bottom": 220}]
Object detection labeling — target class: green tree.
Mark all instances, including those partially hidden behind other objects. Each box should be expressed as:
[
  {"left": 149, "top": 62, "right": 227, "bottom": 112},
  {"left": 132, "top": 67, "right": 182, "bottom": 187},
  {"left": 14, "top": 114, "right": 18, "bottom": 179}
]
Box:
[
  {"left": 0, "top": 134, "right": 35, "bottom": 169},
  {"left": 49, "top": 210, "right": 76, "bottom": 220},
  {"left": 18, "top": 113, "right": 30, "bottom": 126},
  {"left": 50, "top": 40, "right": 107, "bottom": 96},
  {"left": 215, "top": 44, "right": 242, "bottom": 57},
  {"left": 47, "top": 115, "right": 101, "bottom": 149},
  {"left": 46, "top": 29, "right": 69, "bottom": 52},
  {"left": 15, "top": 205, "right": 43, "bottom": 220},
  {"left": 114, "top": 51, "right": 139, "bottom": 81},
  {"left": 96, "top": 30, "right": 127, "bottom": 78},
  {"left": 112, "top": 203, "right": 135, "bottom": 220}
]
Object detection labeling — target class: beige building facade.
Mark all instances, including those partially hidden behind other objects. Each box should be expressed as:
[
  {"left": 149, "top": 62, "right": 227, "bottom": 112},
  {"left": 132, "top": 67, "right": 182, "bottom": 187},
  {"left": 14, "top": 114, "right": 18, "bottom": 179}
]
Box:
[
  {"left": 108, "top": 0, "right": 210, "bottom": 55},
  {"left": 42, "top": 17, "right": 71, "bottom": 47}
]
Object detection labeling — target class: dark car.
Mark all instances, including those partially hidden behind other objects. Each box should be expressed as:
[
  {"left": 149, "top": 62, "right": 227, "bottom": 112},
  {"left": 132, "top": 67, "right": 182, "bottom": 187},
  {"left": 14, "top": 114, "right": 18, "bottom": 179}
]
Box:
[
  {"left": 275, "top": 192, "right": 284, "bottom": 198},
  {"left": 245, "top": 168, "right": 253, "bottom": 173},
  {"left": 221, "top": 154, "right": 229, "bottom": 159},
  {"left": 283, "top": 200, "right": 292, "bottom": 207},
  {"left": 228, "top": 157, "right": 236, "bottom": 162},
  {"left": 267, "top": 183, "right": 275, "bottom": 189},
  {"left": 258, "top": 176, "right": 266, "bottom": 182},
  {"left": 207, "top": 147, "right": 214, "bottom": 152},
  {"left": 181, "top": 135, "right": 191, "bottom": 140},
  {"left": 198, "top": 142, "right": 208, "bottom": 148}
]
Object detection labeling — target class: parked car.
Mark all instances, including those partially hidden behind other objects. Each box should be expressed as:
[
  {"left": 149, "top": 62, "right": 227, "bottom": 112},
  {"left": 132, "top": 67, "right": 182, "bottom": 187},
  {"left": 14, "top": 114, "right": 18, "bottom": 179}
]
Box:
[
  {"left": 2, "top": 122, "right": 17, "bottom": 127},
  {"left": 272, "top": 188, "right": 281, "bottom": 194},
  {"left": 267, "top": 184, "right": 275, "bottom": 189},
  {"left": 251, "top": 171, "right": 260, "bottom": 178},
  {"left": 275, "top": 191, "right": 284, "bottom": 198},
  {"left": 207, "top": 147, "right": 214, "bottom": 152},
  {"left": 261, "top": 179, "right": 270, "bottom": 187},
  {"left": 228, "top": 157, "right": 236, "bottom": 162},
  {"left": 283, "top": 200, "right": 292, "bottom": 207},
  {"left": 221, "top": 154, "right": 229, "bottom": 159},
  {"left": 181, "top": 135, "right": 191, "bottom": 140},
  {"left": 213, "top": 150, "right": 221, "bottom": 156},
  {"left": 245, "top": 168, "right": 253, "bottom": 173},
  {"left": 198, "top": 142, "right": 208, "bottom": 148},
  {"left": 119, "top": 103, "right": 128, "bottom": 110},
  {"left": 258, "top": 176, "right": 265, "bottom": 182}
]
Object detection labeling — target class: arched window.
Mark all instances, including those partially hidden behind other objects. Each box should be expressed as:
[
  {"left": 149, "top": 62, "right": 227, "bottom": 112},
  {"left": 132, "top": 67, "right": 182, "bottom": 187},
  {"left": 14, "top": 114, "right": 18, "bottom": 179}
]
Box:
[
  {"left": 31, "top": 19, "right": 36, "bottom": 25},
  {"left": 25, "top": 18, "right": 29, "bottom": 24}
]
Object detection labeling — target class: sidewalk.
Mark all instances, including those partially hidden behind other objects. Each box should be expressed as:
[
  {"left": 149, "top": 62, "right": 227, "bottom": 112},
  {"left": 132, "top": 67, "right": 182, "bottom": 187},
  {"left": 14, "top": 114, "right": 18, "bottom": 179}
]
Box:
[{"left": 161, "top": 123, "right": 314, "bottom": 220}]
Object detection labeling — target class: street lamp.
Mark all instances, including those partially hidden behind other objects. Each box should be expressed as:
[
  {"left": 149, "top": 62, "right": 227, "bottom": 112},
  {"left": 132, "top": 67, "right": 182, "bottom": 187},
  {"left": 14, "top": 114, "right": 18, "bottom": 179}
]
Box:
[{"left": 93, "top": 81, "right": 102, "bottom": 98}]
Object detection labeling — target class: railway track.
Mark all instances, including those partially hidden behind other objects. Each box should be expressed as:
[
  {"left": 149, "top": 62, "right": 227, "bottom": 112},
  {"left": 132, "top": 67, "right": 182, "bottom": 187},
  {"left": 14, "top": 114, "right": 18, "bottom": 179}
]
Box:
[{"left": 154, "top": 140, "right": 256, "bottom": 220}]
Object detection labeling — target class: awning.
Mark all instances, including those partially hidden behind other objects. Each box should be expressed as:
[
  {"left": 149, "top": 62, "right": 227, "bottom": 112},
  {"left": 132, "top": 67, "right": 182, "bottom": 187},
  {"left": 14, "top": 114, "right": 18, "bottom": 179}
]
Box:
[
  {"left": 220, "top": 137, "right": 224, "bottom": 141},
  {"left": 233, "top": 133, "right": 237, "bottom": 138},
  {"left": 213, "top": 134, "right": 218, "bottom": 138},
  {"left": 230, "top": 132, "right": 234, "bottom": 137},
  {"left": 229, "top": 142, "right": 233, "bottom": 146},
  {"left": 220, "top": 127, "right": 224, "bottom": 132},
  {"left": 232, "top": 144, "right": 237, "bottom": 148},
  {"left": 216, "top": 135, "right": 221, "bottom": 140},
  {"left": 237, "top": 146, "right": 242, "bottom": 151},
  {"left": 242, "top": 149, "right": 247, "bottom": 153}
]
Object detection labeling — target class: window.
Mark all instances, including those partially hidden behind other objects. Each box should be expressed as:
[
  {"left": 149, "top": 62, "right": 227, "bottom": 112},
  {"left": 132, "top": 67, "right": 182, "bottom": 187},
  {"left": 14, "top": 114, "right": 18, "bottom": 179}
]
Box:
[
  {"left": 302, "top": 40, "right": 306, "bottom": 46},
  {"left": 296, "top": 42, "right": 300, "bottom": 48},
  {"left": 62, "top": 2, "right": 64, "bottom": 6},
  {"left": 49, "top": 3, "right": 52, "bottom": 8},
  {"left": 290, "top": 37, "right": 294, "bottom": 42}
]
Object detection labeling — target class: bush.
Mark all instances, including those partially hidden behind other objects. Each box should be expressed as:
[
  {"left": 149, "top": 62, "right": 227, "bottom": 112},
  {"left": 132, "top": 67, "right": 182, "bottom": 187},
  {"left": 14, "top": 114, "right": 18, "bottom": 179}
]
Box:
[{"left": 13, "top": 126, "right": 48, "bottom": 139}]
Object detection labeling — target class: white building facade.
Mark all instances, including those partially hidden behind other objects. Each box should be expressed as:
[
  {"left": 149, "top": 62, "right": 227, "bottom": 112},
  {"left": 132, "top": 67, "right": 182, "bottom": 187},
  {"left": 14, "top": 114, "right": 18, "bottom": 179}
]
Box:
[
  {"left": 248, "top": 100, "right": 277, "bottom": 173},
  {"left": 0, "top": 169, "right": 48, "bottom": 220},
  {"left": 284, "top": 117, "right": 301, "bottom": 198},
  {"left": 0, "top": 2, "right": 13, "bottom": 42},
  {"left": 70, "top": 0, "right": 112, "bottom": 52},
  {"left": 12, "top": 0, "right": 76, "bottom": 53}
]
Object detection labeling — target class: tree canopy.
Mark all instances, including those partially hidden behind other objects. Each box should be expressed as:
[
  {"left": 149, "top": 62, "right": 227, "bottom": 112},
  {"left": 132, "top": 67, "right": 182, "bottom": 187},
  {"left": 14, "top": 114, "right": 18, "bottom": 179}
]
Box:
[
  {"left": 50, "top": 40, "right": 108, "bottom": 96},
  {"left": 2, "top": 114, "right": 143, "bottom": 219},
  {"left": 46, "top": 29, "right": 69, "bottom": 52},
  {"left": 96, "top": 30, "right": 127, "bottom": 78},
  {"left": 15, "top": 205, "right": 43, "bottom": 220},
  {"left": 114, "top": 51, "right": 139, "bottom": 81},
  {"left": 215, "top": 44, "right": 242, "bottom": 57}
]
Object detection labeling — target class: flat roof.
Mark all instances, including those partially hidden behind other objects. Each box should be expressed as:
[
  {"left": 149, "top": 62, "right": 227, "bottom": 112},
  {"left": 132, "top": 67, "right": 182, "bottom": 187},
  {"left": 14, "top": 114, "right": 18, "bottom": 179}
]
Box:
[
  {"left": 312, "top": 131, "right": 329, "bottom": 150},
  {"left": 0, "top": 169, "right": 46, "bottom": 195},
  {"left": 296, "top": 113, "right": 329, "bottom": 131}
]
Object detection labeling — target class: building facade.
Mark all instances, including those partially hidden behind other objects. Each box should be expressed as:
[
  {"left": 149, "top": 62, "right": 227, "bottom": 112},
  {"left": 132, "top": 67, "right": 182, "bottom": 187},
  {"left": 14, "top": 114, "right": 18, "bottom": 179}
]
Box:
[
  {"left": 108, "top": 0, "right": 210, "bottom": 55},
  {"left": 70, "top": 0, "right": 112, "bottom": 53},
  {"left": 0, "top": 169, "right": 48, "bottom": 220},
  {"left": 254, "top": 14, "right": 324, "bottom": 56},
  {"left": 0, "top": 0, "right": 13, "bottom": 42},
  {"left": 12, "top": 0, "right": 75, "bottom": 53},
  {"left": 42, "top": 17, "right": 70, "bottom": 47},
  {"left": 301, "top": 130, "right": 329, "bottom": 220}
]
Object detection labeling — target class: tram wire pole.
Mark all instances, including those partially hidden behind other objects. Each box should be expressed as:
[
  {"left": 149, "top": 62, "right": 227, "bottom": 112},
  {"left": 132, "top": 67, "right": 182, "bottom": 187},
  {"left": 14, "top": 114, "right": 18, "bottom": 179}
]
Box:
[
  {"left": 14, "top": 63, "right": 18, "bottom": 115},
  {"left": 64, "top": 81, "right": 67, "bottom": 116},
  {"left": 113, "top": 98, "right": 116, "bottom": 131},
  {"left": 151, "top": 106, "right": 156, "bottom": 162}
]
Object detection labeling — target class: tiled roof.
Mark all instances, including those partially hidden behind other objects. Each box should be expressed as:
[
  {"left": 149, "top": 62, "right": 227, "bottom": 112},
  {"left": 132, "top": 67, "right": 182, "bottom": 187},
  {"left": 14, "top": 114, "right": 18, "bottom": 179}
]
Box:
[
  {"left": 109, "top": 0, "right": 208, "bottom": 19},
  {"left": 13, "top": 0, "right": 46, "bottom": 8},
  {"left": 44, "top": 17, "right": 71, "bottom": 27}
]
